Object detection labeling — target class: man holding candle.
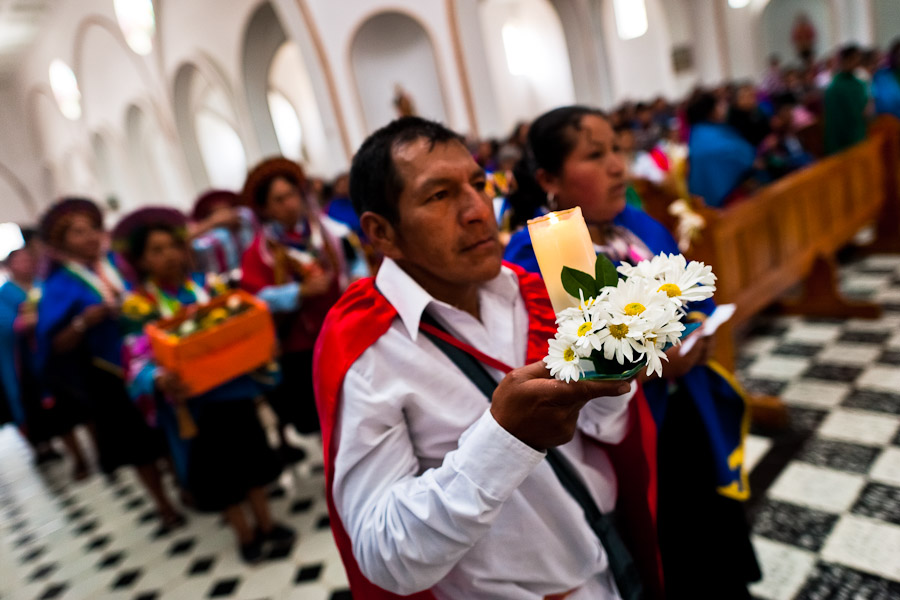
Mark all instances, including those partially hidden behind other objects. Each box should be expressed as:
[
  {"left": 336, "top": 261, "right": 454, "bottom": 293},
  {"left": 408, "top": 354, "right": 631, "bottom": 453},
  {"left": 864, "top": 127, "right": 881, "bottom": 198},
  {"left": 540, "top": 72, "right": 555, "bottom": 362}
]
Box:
[{"left": 314, "top": 117, "right": 648, "bottom": 600}]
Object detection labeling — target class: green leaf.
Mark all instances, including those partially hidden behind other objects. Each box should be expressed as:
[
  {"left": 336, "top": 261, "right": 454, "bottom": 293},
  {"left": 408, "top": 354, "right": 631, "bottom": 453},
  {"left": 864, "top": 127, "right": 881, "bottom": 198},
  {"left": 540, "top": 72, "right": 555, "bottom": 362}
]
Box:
[
  {"left": 561, "top": 266, "right": 598, "bottom": 302},
  {"left": 595, "top": 254, "right": 620, "bottom": 289}
]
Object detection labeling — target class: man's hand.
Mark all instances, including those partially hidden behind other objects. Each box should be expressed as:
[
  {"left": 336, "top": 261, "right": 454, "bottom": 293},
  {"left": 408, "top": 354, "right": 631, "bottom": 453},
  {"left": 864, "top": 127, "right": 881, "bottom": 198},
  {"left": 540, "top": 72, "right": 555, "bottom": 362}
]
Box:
[
  {"left": 80, "top": 303, "right": 117, "bottom": 328},
  {"left": 490, "top": 362, "right": 633, "bottom": 451},
  {"left": 300, "top": 268, "right": 335, "bottom": 298},
  {"left": 658, "top": 331, "right": 710, "bottom": 380},
  {"left": 155, "top": 369, "right": 191, "bottom": 402}
]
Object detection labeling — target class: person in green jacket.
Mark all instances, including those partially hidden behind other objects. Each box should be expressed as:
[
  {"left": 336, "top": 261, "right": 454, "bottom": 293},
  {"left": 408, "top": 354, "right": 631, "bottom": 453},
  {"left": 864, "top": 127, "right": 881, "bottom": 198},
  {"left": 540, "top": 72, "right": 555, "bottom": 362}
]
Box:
[{"left": 825, "top": 45, "right": 870, "bottom": 155}]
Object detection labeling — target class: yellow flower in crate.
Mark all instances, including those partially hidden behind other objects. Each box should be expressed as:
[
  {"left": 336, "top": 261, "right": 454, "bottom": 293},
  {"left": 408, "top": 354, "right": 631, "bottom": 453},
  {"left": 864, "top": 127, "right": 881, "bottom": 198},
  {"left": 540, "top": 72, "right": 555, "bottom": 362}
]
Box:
[
  {"left": 199, "top": 307, "right": 229, "bottom": 330},
  {"left": 122, "top": 293, "right": 155, "bottom": 319}
]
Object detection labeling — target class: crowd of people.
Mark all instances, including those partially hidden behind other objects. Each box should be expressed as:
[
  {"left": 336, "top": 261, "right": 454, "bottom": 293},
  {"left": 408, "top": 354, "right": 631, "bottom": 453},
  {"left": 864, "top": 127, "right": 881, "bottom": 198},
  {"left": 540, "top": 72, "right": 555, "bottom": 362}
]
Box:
[
  {"left": 1, "top": 38, "right": 899, "bottom": 599},
  {"left": 481, "top": 39, "right": 900, "bottom": 225}
]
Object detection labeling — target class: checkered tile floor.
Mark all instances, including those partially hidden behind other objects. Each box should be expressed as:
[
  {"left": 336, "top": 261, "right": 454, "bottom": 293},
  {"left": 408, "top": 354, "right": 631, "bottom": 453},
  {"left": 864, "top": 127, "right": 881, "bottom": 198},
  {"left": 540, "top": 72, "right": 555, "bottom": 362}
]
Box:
[
  {"left": 741, "top": 253, "right": 900, "bottom": 600},
  {"left": 0, "top": 429, "right": 349, "bottom": 600},
  {"left": 2, "top": 254, "right": 900, "bottom": 599}
]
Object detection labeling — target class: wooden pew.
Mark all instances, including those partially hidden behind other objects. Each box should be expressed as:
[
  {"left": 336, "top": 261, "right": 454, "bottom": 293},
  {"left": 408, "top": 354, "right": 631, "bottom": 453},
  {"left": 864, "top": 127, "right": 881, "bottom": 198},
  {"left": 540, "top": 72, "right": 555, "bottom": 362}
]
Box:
[{"left": 633, "top": 115, "right": 900, "bottom": 373}]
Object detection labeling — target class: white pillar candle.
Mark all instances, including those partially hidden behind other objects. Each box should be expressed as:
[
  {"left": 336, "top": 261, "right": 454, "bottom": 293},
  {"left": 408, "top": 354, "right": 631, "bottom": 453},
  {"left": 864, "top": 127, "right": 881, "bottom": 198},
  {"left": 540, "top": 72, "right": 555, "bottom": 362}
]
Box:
[{"left": 527, "top": 207, "right": 597, "bottom": 313}]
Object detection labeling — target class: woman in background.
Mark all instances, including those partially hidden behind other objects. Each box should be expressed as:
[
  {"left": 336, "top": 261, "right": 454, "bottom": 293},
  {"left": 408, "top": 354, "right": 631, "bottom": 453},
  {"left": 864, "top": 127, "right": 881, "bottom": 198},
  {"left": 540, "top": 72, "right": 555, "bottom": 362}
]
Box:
[
  {"left": 115, "top": 207, "right": 291, "bottom": 563},
  {"left": 36, "top": 198, "right": 183, "bottom": 534},
  {"left": 505, "top": 106, "right": 760, "bottom": 600},
  {"left": 0, "top": 240, "right": 87, "bottom": 472},
  {"left": 241, "top": 158, "right": 363, "bottom": 454}
]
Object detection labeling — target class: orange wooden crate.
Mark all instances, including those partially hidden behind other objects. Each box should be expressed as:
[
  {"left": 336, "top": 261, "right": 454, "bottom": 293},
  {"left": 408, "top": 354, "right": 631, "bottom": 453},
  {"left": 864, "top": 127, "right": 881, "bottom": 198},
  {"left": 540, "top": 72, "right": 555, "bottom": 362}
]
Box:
[{"left": 144, "top": 289, "right": 277, "bottom": 397}]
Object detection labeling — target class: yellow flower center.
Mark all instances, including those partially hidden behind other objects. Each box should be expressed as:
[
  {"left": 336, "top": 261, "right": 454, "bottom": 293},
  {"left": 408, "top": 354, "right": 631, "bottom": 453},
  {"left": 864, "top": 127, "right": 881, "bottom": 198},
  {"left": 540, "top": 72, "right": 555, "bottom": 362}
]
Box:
[
  {"left": 563, "top": 348, "right": 577, "bottom": 362},
  {"left": 609, "top": 323, "right": 629, "bottom": 339},
  {"left": 658, "top": 283, "right": 682, "bottom": 298},
  {"left": 624, "top": 302, "right": 646, "bottom": 316},
  {"left": 577, "top": 322, "right": 594, "bottom": 337}
]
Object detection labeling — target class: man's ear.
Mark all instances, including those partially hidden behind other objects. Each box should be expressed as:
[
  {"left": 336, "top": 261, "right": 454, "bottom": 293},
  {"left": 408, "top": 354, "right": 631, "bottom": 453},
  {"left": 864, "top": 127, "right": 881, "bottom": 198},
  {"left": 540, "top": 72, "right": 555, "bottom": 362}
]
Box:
[
  {"left": 534, "top": 168, "right": 557, "bottom": 198},
  {"left": 360, "top": 211, "right": 404, "bottom": 260}
]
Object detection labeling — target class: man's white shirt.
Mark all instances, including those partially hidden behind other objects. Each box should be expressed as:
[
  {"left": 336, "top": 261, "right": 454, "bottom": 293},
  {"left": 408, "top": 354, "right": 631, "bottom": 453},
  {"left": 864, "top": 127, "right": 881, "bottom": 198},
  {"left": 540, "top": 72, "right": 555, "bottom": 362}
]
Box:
[{"left": 333, "top": 258, "right": 636, "bottom": 599}]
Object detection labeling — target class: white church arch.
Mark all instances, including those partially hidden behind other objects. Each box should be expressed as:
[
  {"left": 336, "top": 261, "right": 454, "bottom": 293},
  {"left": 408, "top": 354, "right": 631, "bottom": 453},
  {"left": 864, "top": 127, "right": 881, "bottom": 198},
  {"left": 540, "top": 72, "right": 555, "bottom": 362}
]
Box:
[
  {"left": 478, "top": 0, "right": 578, "bottom": 132},
  {"left": 593, "top": 0, "right": 677, "bottom": 103},
  {"left": 125, "top": 102, "right": 191, "bottom": 208},
  {"left": 349, "top": 11, "right": 448, "bottom": 132},
  {"left": 242, "top": 1, "right": 336, "bottom": 177},
  {"left": 172, "top": 59, "right": 249, "bottom": 193},
  {"left": 0, "top": 161, "right": 39, "bottom": 224}
]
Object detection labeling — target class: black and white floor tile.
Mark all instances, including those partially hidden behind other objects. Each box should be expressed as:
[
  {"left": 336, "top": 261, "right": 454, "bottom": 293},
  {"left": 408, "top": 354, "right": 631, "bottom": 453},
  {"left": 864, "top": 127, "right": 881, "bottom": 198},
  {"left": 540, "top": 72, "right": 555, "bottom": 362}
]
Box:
[
  {"left": 0, "top": 427, "right": 350, "bottom": 600},
  {"left": 3, "top": 254, "right": 900, "bottom": 599},
  {"left": 743, "top": 254, "right": 900, "bottom": 600}
]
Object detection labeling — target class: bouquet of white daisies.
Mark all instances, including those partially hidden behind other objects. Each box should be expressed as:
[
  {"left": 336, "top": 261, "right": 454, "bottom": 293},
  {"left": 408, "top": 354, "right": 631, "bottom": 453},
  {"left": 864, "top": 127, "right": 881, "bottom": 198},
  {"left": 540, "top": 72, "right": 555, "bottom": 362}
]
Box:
[{"left": 545, "top": 252, "right": 717, "bottom": 382}]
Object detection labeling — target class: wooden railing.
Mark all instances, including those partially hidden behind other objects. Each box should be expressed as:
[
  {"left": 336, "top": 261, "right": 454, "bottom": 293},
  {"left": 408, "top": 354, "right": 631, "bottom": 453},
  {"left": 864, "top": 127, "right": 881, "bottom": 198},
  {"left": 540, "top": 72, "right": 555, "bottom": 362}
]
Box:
[{"left": 634, "top": 115, "right": 900, "bottom": 372}]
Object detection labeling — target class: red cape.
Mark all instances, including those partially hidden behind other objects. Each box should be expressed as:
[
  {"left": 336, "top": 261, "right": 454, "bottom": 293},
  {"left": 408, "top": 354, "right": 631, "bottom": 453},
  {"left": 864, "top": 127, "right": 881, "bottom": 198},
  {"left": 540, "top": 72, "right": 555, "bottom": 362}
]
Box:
[{"left": 313, "top": 262, "right": 663, "bottom": 599}]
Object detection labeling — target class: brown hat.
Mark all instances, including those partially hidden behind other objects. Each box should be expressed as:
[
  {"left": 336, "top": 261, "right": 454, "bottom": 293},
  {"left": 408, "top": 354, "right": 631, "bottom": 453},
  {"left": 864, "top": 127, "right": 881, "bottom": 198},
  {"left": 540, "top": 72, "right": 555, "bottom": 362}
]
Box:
[
  {"left": 111, "top": 206, "right": 188, "bottom": 266},
  {"left": 40, "top": 197, "right": 103, "bottom": 248},
  {"left": 241, "top": 157, "right": 307, "bottom": 216},
  {"left": 191, "top": 189, "right": 240, "bottom": 222}
]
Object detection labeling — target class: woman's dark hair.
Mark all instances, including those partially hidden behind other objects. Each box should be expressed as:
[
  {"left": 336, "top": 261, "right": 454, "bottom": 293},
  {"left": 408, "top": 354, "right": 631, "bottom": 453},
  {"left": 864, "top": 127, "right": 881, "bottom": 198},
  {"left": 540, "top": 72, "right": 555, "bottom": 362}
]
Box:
[
  {"left": 349, "top": 116, "right": 464, "bottom": 224},
  {"left": 527, "top": 105, "right": 605, "bottom": 176},
  {"left": 498, "top": 106, "right": 607, "bottom": 228},
  {"left": 685, "top": 92, "right": 718, "bottom": 126},
  {"left": 127, "top": 223, "right": 183, "bottom": 277},
  {"left": 504, "top": 157, "right": 547, "bottom": 231},
  {"left": 253, "top": 172, "right": 302, "bottom": 210}
]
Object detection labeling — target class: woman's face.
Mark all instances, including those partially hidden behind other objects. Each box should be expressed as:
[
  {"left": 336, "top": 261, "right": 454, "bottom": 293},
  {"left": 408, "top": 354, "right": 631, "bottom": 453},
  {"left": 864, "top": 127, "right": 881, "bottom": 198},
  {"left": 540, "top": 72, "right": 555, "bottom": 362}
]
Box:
[
  {"left": 62, "top": 213, "right": 103, "bottom": 262},
  {"left": 139, "top": 229, "right": 187, "bottom": 283},
  {"left": 264, "top": 176, "right": 305, "bottom": 228},
  {"left": 542, "top": 115, "right": 627, "bottom": 224}
]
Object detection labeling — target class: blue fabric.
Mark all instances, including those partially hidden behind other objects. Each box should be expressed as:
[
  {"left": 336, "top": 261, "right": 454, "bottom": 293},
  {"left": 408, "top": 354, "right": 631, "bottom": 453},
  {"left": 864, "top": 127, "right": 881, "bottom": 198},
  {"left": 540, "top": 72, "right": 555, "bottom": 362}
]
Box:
[
  {"left": 259, "top": 282, "right": 301, "bottom": 313},
  {"left": 688, "top": 123, "right": 757, "bottom": 207},
  {"left": 0, "top": 281, "right": 27, "bottom": 425},
  {"left": 326, "top": 197, "right": 363, "bottom": 237},
  {"left": 504, "top": 204, "right": 745, "bottom": 497},
  {"left": 36, "top": 263, "right": 127, "bottom": 372},
  {"left": 873, "top": 69, "right": 900, "bottom": 120}
]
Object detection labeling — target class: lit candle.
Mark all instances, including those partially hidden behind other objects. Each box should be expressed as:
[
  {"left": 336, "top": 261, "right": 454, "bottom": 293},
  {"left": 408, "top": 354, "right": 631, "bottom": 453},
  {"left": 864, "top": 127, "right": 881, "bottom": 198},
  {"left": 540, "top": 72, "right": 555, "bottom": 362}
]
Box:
[{"left": 527, "top": 207, "right": 597, "bottom": 313}]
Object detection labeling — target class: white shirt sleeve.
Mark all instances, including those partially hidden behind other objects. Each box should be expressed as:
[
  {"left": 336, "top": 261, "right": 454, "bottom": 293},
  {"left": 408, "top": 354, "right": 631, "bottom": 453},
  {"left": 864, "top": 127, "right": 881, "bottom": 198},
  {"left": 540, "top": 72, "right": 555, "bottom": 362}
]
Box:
[
  {"left": 332, "top": 361, "right": 546, "bottom": 595},
  {"left": 576, "top": 380, "right": 638, "bottom": 445}
]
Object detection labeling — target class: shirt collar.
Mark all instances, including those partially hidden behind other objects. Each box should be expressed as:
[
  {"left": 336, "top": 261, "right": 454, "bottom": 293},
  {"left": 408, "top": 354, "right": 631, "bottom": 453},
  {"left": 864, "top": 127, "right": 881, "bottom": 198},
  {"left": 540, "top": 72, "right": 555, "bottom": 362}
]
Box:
[{"left": 375, "top": 257, "right": 521, "bottom": 342}]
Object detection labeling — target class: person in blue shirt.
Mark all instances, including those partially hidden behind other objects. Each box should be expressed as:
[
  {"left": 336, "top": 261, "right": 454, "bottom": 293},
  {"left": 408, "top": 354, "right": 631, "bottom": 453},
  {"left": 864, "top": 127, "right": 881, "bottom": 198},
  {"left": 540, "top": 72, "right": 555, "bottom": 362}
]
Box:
[
  {"left": 686, "top": 92, "right": 758, "bottom": 207},
  {"left": 36, "top": 198, "right": 184, "bottom": 533},
  {"left": 114, "top": 207, "right": 293, "bottom": 564},
  {"left": 873, "top": 40, "right": 900, "bottom": 120},
  {"left": 505, "top": 106, "right": 760, "bottom": 600},
  {"left": 1, "top": 242, "right": 86, "bottom": 469}
]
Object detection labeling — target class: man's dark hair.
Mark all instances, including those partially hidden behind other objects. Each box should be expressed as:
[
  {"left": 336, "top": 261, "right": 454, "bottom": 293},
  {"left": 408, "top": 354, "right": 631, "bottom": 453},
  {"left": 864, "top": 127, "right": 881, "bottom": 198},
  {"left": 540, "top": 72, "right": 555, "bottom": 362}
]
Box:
[
  {"left": 839, "top": 44, "right": 861, "bottom": 64},
  {"left": 685, "top": 92, "right": 718, "bottom": 126},
  {"left": 349, "top": 116, "right": 464, "bottom": 224}
]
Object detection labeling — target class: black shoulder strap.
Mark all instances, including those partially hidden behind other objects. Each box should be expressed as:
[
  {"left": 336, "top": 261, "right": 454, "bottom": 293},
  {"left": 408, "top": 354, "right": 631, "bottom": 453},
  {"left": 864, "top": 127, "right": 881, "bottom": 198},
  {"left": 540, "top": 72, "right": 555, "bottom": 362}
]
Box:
[{"left": 419, "top": 312, "right": 642, "bottom": 600}]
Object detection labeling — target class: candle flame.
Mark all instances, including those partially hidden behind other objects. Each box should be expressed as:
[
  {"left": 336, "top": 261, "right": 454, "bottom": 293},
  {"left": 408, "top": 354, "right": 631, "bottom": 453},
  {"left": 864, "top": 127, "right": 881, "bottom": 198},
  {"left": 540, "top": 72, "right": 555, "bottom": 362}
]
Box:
[{"left": 549, "top": 212, "right": 559, "bottom": 224}]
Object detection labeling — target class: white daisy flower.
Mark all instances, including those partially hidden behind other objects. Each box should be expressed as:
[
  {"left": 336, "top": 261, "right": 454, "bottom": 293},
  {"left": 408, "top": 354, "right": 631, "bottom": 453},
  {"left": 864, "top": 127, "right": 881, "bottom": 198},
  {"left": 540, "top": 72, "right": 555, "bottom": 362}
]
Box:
[
  {"left": 605, "top": 276, "right": 672, "bottom": 323},
  {"left": 592, "top": 315, "right": 649, "bottom": 364},
  {"left": 642, "top": 341, "right": 669, "bottom": 379},
  {"left": 545, "top": 336, "right": 592, "bottom": 382},
  {"left": 557, "top": 300, "right": 608, "bottom": 354},
  {"left": 617, "top": 253, "right": 670, "bottom": 280},
  {"left": 652, "top": 255, "right": 717, "bottom": 307}
]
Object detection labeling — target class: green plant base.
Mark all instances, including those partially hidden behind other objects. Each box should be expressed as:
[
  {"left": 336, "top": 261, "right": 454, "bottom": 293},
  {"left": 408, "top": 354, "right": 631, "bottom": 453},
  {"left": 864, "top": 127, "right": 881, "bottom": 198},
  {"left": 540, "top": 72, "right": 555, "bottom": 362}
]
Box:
[{"left": 579, "top": 321, "right": 702, "bottom": 381}]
